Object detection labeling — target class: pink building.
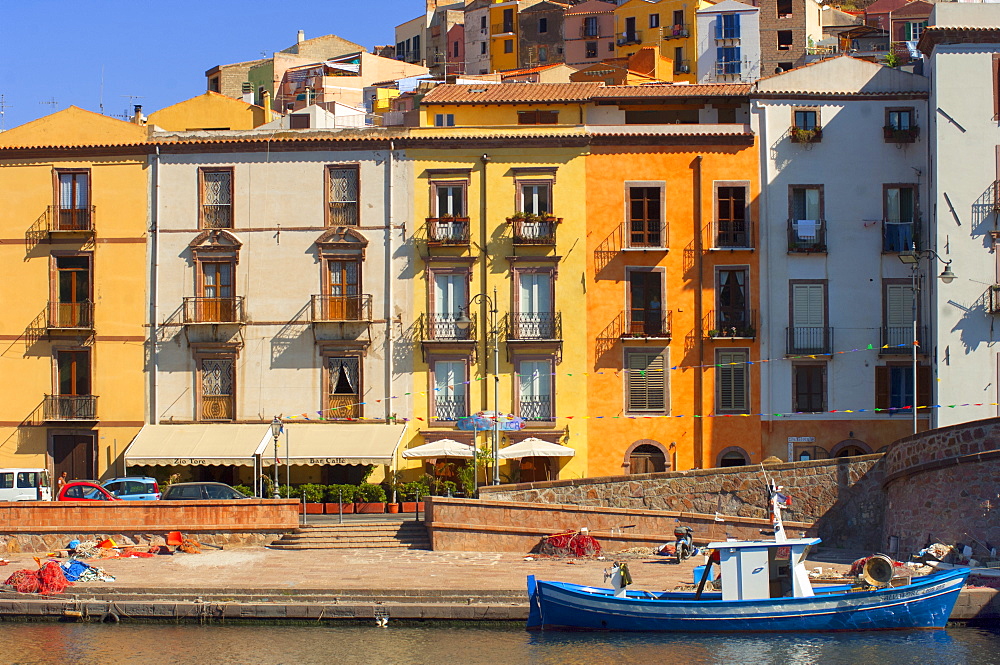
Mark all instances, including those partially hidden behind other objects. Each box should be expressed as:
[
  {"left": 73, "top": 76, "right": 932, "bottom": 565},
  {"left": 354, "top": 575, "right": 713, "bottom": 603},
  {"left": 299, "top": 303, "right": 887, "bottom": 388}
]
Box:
[
  {"left": 445, "top": 23, "right": 466, "bottom": 76},
  {"left": 563, "top": 0, "right": 618, "bottom": 67}
]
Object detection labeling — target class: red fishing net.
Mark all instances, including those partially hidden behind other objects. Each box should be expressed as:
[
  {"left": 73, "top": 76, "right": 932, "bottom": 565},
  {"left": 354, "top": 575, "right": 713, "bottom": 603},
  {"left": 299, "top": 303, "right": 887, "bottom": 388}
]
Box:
[
  {"left": 540, "top": 531, "right": 602, "bottom": 557},
  {"left": 4, "top": 561, "right": 72, "bottom": 595}
]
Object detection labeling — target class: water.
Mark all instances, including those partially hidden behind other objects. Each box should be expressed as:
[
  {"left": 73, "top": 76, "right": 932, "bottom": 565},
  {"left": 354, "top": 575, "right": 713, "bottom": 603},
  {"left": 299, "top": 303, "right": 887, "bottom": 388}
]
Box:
[{"left": 6, "top": 623, "right": 1000, "bottom": 665}]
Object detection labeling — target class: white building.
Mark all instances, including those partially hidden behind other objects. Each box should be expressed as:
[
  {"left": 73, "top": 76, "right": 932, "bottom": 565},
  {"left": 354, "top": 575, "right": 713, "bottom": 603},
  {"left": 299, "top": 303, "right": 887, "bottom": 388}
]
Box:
[
  {"left": 752, "top": 56, "right": 931, "bottom": 460},
  {"left": 465, "top": 0, "right": 494, "bottom": 75},
  {"left": 696, "top": 0, "right": 761, "bottom": 84},
  {"left": 921, "top": 4, "right": 1000, "bottom": 428}
]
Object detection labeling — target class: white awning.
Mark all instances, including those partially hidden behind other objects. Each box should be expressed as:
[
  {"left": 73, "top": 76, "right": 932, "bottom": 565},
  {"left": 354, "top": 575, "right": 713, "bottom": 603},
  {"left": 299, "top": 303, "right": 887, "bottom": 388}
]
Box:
[
  {"left": 401, "top": 438, "right": 474, "bottom": 459},
  {"left": 253, "top": 423, "right": 406, "bottom": 466},
  {"left": 124, "top": 425, "right": 271, "bottom": 467},
  {"left": 498, "top": 437, "right": 576, "bottom": 459}
]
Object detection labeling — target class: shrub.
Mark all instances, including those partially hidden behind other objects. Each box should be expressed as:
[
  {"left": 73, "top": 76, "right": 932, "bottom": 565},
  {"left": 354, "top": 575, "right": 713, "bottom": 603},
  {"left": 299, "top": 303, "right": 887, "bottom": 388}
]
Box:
[
  {"left": 299, "top": 483, "right": 324, "bottom": 503},
  {"left": 357, "top": 483, "right": 386, "bottom": 503},
  {"left": 325, "top": 484, "right": 355, "bottom": 503},
  {"left": 232, "top": 484, "right": 255, "bottom": 498}
]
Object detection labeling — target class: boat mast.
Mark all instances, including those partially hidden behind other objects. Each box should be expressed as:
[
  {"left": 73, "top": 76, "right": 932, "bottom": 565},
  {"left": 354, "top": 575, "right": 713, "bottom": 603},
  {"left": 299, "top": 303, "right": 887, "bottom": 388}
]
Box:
[{"left": 766, "top": 477, "right": 789, "bottom": 544}]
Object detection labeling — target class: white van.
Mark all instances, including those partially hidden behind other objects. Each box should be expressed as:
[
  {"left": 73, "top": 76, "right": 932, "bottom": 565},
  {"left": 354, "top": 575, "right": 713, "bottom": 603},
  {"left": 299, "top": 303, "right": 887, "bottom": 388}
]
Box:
[{"left": 0, "top": 469, "right": 51, "bottom": 501}]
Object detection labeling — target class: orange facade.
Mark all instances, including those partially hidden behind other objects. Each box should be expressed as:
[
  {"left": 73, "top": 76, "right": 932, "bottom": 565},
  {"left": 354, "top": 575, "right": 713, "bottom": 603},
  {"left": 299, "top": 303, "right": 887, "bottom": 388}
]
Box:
[{"left": 585, "top": 140, "right": 761, "bottom": 476}]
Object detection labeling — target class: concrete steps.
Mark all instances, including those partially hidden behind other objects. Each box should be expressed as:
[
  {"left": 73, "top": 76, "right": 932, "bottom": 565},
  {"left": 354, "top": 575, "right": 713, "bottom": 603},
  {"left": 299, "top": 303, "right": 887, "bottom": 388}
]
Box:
[{"left": 268, "top": 521, "right": 431, "bottom": 551}]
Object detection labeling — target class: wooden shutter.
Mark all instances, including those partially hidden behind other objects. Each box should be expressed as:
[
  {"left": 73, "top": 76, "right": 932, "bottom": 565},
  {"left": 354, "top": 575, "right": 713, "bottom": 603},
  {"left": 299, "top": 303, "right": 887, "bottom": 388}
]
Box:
[
  {"left": 886, "top": 284, "right": 911, "bottom": 328},
  {"left": 917, "top": 365, "right": 932, "bottom": 408},
  {"left": 628, "top": 352, "right": 665, "bottom": 411},
  {"left": 792, "top": 284, "right": 824, "bottom": 327},
  {"left": 717, "top": 350, "right": 747, "bottom": 413},
  {"left": 874, "top": 366, "right": 889, "bottom": 410}
]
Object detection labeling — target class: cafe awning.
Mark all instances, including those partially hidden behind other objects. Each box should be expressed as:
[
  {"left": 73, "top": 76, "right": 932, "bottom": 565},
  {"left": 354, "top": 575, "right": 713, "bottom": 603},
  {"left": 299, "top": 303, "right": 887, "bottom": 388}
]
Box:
[
  {"left": 498, "top": 438, "right": 576, "bottom": 459},
  {"left": 253, "top": 423, "right": 406, "bottom": 466},
  {"left": 124, "top": 424, "right": 271, "bottom": 467}
]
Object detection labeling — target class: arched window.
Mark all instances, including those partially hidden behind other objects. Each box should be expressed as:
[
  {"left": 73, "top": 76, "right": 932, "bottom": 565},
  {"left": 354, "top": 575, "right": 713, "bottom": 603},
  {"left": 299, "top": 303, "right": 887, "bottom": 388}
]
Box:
[
  {"left": 629, "top": 444, "right": 666, "bottom": 474},
  {"left": 830, "top": 439, "right": 872, "bottom": 458},
  {"left": 718, "top": 448, "right": 749, "bottom": 467},
  {"left": 835, "top": 445, "right": 867, "bottom": 458}
]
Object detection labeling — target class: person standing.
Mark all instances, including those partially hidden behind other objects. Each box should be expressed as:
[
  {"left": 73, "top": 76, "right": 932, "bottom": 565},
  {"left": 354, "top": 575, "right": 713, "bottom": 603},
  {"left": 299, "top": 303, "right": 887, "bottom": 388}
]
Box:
[{"left": 56, "top": 472, "right": 67, "bottom": 495}]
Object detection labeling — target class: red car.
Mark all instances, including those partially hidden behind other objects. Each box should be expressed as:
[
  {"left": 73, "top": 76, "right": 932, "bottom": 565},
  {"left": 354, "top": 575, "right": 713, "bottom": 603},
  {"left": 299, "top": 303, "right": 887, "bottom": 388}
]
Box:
[{"left": 57, "top": 481, "right": 120, "bottom": 502}]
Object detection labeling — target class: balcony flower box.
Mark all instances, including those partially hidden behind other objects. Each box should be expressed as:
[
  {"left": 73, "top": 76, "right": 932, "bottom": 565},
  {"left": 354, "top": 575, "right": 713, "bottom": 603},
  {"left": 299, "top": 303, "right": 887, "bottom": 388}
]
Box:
[
  {"left": 790, "top": 127, "right": 822, "bottom": 144},
  {"left": 883, "top": 126, "right": 919, "bottom": 143}
]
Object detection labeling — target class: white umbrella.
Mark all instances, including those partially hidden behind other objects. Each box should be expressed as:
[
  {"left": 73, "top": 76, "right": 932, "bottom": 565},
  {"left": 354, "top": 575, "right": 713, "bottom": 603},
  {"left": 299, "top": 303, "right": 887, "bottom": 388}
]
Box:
[
  {"left": 498, "top": 437, "right": 576, "bottom": 459},
  {"left": 401, "top": 438, "right": 475, "bottom": 459}
]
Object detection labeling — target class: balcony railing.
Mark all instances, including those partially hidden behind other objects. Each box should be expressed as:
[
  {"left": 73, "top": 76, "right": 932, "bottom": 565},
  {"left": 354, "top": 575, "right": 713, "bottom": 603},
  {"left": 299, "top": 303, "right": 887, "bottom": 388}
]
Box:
[
  {"left": 51, "top": 205, "right": 96, "bottom": 232},
  {"left": 626, "top": 220, "right": 667, "bottom": 249},
  {"left": 990, "top": 285, "right": 1000, "bottom": 315},
  {"left": 579, "top": 25, "right": 606, "bottom": 38},
  {"left": 519, "top": 395, "right": 552, "bottom": 421},
  {"left": 422, "top": 313, "right": 476, "bottom": 341},
  {"left": 426, "top": 217, "right": 471, "bottom": 245},
  {"left": 44, "top": 395, "right": 97, "bottom": 421},
  {"left": 182, "top": 296, "right": 245, "bottom": 324},
  {"left": 786, "top": 326, "right": 833, "bottom": 355},
  {"left": 506, "top": 312, "right": 562, "bottom": 341},
  {"left": 788, "top": 218, "right": 827, "bottom": 253},
  {"left": 715, "top": 60, "right": 744, "bottom": 77},
  {"left": 705, "top": 309, "right": 757, "bottom": 338},
  {"left": 201, "top": 395, "right": 234, "bottom": 421},
  {"left": 434, "top": 395, "right": 467, "bottom": 421},
  {"left": 883, "top": 126, "right": 919, "bottom": 144},
  {"left": 881, "top": 325, "right": 924, "bottom": 355},
  {"left": 328, "top": 202, "right": 359, "bottom": 226},
  {"left": 674, "top": 60, "right": 691, "bottom": 75},
  {"left": 662, "top": 24, "right": 689, "bottom": 40},
  {"left": 790, "top": 126, "right": 823, "bottom": 143},
  {"left": 623, "top": 309, "right": 672, "bottom": 338},
  {"left": 201, "top": 205, "right": 233, "bottom": 229},
  {"left": 492, "top": 22, "right": 514, "bottom": 35},
  {"left": 47, "top": 301, "right": 94, "bottom": 330},
  {"left": 509, "top": 216, "right": 560, "bottom": 245},
  {"left": 882, "top": 219, "right": 918, "bottom": 253},
  {"left": 714, "top": 219, "right": 753, "bottom": 249},
  {"left": 329, "top": 394, "right": 361, "bottom": 419},
  {"left": 311, "top": 294, "right": 372, "bottom": 322},
  {"left": 616, "top": 31, "right": 642, "bottom": 46}
]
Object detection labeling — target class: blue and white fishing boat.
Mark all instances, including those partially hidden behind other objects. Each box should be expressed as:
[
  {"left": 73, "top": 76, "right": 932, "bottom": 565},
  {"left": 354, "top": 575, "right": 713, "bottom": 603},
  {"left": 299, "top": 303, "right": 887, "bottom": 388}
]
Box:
[{"left": 527, "top": 480, "right": 969, "bottom": 632}]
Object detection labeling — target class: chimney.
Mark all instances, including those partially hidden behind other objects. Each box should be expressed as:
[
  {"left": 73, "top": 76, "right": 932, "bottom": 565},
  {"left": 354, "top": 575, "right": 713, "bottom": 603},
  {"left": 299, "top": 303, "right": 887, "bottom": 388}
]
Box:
[
  {"left": 261, "top": 89, "right": 273, "bottom": 123},
  {"left": 297, "top": 30, "right": 305, "bottom": 43},
  {"left": 131, "top": 104, "right": 145, "bottom": 125},
  {"left": 242, "top": 82, "right": 254, "bottom": 104}
]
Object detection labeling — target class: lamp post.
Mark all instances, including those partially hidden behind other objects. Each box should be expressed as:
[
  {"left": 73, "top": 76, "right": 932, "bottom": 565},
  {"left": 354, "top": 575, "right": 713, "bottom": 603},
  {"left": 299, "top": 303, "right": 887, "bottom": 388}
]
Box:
[
  {"left": 898, "top": 248, "right": 955, "bottom": 434},
  {"left": 455, "top": 286, "right": 501, "bottom": 485},
  {"left": 270, "top": 416, "right": 282, "bottom": 499}
]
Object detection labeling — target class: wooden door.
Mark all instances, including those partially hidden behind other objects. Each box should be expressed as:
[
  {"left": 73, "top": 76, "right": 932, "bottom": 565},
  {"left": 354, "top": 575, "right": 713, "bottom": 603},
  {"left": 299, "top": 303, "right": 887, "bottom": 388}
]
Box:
[
  {"left": 200, "top": 261, "right": 233, "bottom": 322},
  {"left": 326, "top": 260, "right": 360, "bottom": 319},
  {"left": 52, "top": 434, "right": 95, "bottom": 481},
  {"left": 56, "top": 256, "right": 91, "bottom": 327}
]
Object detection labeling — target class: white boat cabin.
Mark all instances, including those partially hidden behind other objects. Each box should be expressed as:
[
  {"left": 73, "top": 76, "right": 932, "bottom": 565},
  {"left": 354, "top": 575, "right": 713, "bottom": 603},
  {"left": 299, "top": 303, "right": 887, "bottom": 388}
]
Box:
[{"left": 707, "top": 537, "right": 820, "bottom": 602}]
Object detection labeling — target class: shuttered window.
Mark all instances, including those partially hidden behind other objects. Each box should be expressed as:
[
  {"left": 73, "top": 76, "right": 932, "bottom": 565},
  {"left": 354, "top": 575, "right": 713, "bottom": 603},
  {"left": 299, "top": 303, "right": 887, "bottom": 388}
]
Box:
[
  {"left": 793, "top": 364, "right": 825, "bottom": 413},
  {"left": 626, "top": 351, "right": 667, "bottom": 412},
  {"left": 716, "top": 349, "right": 749, "bottom": 414},
  {"left": 875, "top": 365, "right": 931, "bottom": 411},
  {"left": 327, "top": 166, "right": 359, "bottom": 226},
  {"left": 791, "top": 283, "right": 826, "bottom": 352}
]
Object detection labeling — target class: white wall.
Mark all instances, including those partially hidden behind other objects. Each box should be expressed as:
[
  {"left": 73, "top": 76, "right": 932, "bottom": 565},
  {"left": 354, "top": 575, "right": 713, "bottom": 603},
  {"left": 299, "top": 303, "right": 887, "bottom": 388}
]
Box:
[
  {"left": 695, "top": 5, "right": 761, "bottom": 84},
  {"left": 465, "top": 6, "right": 493, "bottom": 75}
]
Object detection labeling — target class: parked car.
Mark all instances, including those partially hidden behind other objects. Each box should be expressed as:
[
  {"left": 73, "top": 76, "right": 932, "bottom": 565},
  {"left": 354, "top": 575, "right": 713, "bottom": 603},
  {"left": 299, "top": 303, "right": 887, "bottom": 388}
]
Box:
[
  {"left": 58, "top": 481, "right": 120, "bottom": 502},
  {"left": 160, "top": 482, "right": 249, "bottom": 500},
  {"left": 0, "top": 468, "right": 51, "bottom": 501},
  {"left": 102, "top": 476, "right": 160, "bottom": 500}
]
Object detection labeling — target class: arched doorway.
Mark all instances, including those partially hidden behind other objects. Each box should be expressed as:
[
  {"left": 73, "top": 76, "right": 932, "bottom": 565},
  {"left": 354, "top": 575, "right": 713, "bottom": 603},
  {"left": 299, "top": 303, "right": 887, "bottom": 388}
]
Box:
[
  {"left": 628, "top": 444, "right": 667, "bottom": 474},
  {"left": 830, "top": 439, "right": 872, "bottom": 458},
  {"left": 518, "top": 456, "right": 552, "bottom": 483},
  {"left": 717, "top": 446, "right": 749, "bottom": 467}
]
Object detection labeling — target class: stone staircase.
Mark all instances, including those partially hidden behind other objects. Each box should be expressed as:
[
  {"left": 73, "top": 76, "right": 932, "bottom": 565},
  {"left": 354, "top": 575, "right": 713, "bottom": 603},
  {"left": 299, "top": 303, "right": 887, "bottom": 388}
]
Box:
[{"left": 268, "top": 521, "right": 431, "bottom": 550}]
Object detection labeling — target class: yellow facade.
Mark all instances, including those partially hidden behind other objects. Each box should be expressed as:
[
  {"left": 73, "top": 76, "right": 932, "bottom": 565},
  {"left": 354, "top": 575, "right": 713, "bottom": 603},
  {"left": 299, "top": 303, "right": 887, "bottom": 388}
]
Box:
[
  {"left": 0, "top": 107, "right": 148, "bottom": 481},
  {"left": 421, "top": 102, "right": 586, "bottom": 128},
  {"left": 490, "top": 1, "right": 522, "bottom": 72},
  {"left": 146, "top": 92, "right": 267, "bottom": 131},
  {"left": 614, "top": 0, "right": 700, "bottom": 81}
]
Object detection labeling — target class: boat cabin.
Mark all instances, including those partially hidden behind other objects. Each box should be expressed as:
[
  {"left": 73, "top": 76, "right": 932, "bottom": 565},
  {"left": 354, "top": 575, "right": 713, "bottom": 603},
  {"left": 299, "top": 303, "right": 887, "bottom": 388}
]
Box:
[{"left": 707, "top": 537, "right": 820, "bottom": 601}]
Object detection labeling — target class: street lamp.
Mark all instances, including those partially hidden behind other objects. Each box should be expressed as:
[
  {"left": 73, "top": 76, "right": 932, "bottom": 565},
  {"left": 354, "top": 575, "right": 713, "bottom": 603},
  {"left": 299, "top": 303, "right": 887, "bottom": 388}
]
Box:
[
  {"left": 455, "top": 286, "right": 501, "bottom": 485},
  {"left": 897, "top": 247, "right": 955, "bottom": 434},
  {"left": 270, "top": 416, "right": 282, "bottom": 499}
]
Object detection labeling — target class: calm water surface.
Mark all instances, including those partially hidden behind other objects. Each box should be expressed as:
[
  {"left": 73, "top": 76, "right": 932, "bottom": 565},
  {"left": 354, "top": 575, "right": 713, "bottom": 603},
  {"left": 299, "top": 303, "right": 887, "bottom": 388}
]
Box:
[{"left": 6, "top": 623, "right": 1000, "bottom": 665}]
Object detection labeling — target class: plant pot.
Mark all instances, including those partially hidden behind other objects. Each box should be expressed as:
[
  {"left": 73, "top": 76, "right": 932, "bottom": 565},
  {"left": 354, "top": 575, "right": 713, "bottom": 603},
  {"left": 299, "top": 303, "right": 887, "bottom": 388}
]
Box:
[
  {"left": 325, "top": 502, "right": 354, "bottom": 514},
  {"left": 355, "top": 502, "right": 385, "bottom": 514},
  {"left": 401, "top": 501, "right": 425, "bottom": 513},
  {"left": 387, "top": 503, "right": 400, "bottom": 514},
  {"left": 304, "top": 503, "right": 324, "bottom": 514}
]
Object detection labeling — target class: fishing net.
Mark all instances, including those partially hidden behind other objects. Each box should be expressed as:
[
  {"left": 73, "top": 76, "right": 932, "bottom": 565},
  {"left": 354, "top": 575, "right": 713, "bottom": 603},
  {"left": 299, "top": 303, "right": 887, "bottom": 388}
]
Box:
[
  {"left": 4, "top": 561, "right": 72, "bottom": 595},
  {"left": 540, "top": 531, "right": 602, "bottom": 557}
]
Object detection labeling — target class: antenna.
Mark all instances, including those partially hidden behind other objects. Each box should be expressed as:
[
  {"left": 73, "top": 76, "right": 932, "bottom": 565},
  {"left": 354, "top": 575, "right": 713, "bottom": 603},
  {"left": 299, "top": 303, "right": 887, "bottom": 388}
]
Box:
[
  {"left": 39, "top": 97, "right": 59, "bottom": 111},
  {"left": 0, "top": 94, "right": 11, "bottom": 132},
  {"left": 99, "top": 65, "right": 105, "bottom": 115},
  {"left": 120, "top": 94, "right": 144, "bottom": 119}
]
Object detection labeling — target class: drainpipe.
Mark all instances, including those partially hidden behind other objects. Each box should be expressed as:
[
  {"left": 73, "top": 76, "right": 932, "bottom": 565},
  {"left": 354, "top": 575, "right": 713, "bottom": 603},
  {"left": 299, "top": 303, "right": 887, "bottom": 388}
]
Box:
[
  {"left": 751, "top": 99, "right": 774, "bottom": 459},
  {"left": 692, "top": 154, "right": 704, "bottom": 469},
  {"left": 480, "top": 153, "right": 491, "bottom": 416},
  {"left": 385, "top": 140, "right": 396, "bottom": 423},
  {"left": 148, "top": 145, "right": 160, "bottom": 426}
]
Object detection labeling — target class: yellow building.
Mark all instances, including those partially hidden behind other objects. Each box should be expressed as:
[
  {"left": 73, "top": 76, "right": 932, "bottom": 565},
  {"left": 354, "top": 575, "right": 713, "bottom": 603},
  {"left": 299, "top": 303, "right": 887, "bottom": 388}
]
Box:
[
  {"left": 614, "top": 0, "right": 702, "bottom": 81},
  {"left": 490, "top": 1, "right": 529, "bottom": 72},
  {"left": 0, "top": 107, "right": 148, "bottom": 481},
  {"left": 147, "top": 92, "right": 267, "bottom": 131}
]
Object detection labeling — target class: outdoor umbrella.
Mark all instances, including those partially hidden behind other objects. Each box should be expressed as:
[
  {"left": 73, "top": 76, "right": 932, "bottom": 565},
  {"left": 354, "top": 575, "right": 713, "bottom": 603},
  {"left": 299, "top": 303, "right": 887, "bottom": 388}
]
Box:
[
  {"left": 401, "top": 438, "right": 475, "bottom": 459},
  {"left": 498, "top": 437, "right": 576, "bottom": 459}
]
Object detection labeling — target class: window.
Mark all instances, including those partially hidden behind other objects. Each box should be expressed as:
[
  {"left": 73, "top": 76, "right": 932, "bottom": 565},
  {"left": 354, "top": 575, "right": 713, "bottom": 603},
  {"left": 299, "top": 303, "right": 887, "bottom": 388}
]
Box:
[
  {"left": 716, "top": 47, "right": 742, "bottom": 76},
  {"left": 504, "top": 39, "right": 514, "bottom": 54},
  {"left": 328, "top": 356, "right": 361, "bottom": 418},
  {"left": 790, "top": 185, "right": 822, "bottom": 245},
  {"left": 777, "top": 31, "right": 793, "bottom": 51},
  {"left": 628, "top": 270, "right": 664, "bottom": 336},
  {"left": 481, "top": 15, "right": 487, "bottom": 30},
  {"left": 793, "top": 109, "right": 818, "bottom": 130},
  {"left": 903, "top": 21, "right": 927, "bottom": 42},
  {"left": 199, "top": 168, "right": 233, "bottom": 229},
  {"left": 886, "top": 108, "right": 913, "bottom": 130},
  {"left": 199, "top": 357, "right": 235, "bottom": 421},
  {"left": 719, "top": 450, "right": 748, "bottom": 467},
  {"left": 876, "top": 364, "right": 930, "bottom": 412},
  {"left": 716, "top": 349, "right": 749, "bottom": 414},
  {"left": 628, "top": 186, "right": 663, "bottom": 247},
  {"left": 56, "top": 170, "right": 91, "bottom": 230},
  {"left": 539, "top": 47, "right": 548, "bottom": 63},
  {"left": 649, "top": 13, "right": 660, "bottom": 29},
  {"left": 503, "top": 8, "right": 514, "bottom": 33},
  {"left": 584, "top": 16, "right": 598, "bottom": 37},
  {"left": 884, "top": 186, "right": 916, "bottom": 251},
  {"left": 609, "top": 41, "right": 615, "bottom": 52},
  {"left": 884, "top": 282, "right": 913, "bottom": 350},
  {"left": 453, "top": 41, "right": 459, "bottom": 57},
  {"left": 674, "top": 46, "right": 686, "bottom": 73},
  {"left": 518, "top": 359, "right": 553, "bottom": 420},
  {"left": 413, "top": 35, "right": 421, "bottom": 58},
  {"left": 672, "top": 10, "right": 684, "bottom": 26},
  {"left": 716, "top": 14, "right": 741, "bottom": 40},
  {"left": 432, "top": 271, "right": 469, "bottom": 339},
  {"left": 53, "top": 255, "right": 92, "bottom": 328},
  {"left": 56, "top": 350, "right": 91, "bottom": 408},
  {"left": 716, "top": 185, "right": 748, "bottom": 247},
  {"left": 434, "top": 113, "right": 455, "bottom": 127},
  {"left": 626, "top": 351, "right": 667, "bottom": 413},
  {"left": 198, "top": 260, "right": 235, "bottom": 322},
  {"left": 790, "top": 282, "right": 827, "bottom": 353},
  {"left": 480, "top": 42, "right": 487, "bottom": 55},
  {"left": 327, "top": 166, "right": 358, "bottom": 226},
  {"left": 625, "top": 17, "right": 637, "bottom": 41},
  {"left": 777, "top": 0, "right": 792, "bottom": 18},
  {"left": 516, "top": 271, "right": 554, "bottom": 338},
  {"left": 433, "top": 360, "right": 467, "bottom": 420},
  {"left": 520, "top": 182, "right": 552, "bottom": 215},
  {"left": 434, "top": 182, "right": 466, "bottom": 216},
  {"left": 289, "top": 114, "right": 310, "bottom": 129},
  {"left": 716, "top": 268, "right": 749, "bottom": 330},
  {"left": 586, "top": 41, "right": 598, "bottom": 58},
  {"left": 325, "top": 258, "right": 360, "bottom": 319},
  {"left": 793, "top": 364, "right": 825, "bottom": 412},
  {"left": 778, "top": 62, "right": 793, "bottom": 72},
  {"left": 539, "top": 17, "right": 548, "bottom": 33},
  {"left": 517, "top": 110, "right": 559, "bottom": 125}
]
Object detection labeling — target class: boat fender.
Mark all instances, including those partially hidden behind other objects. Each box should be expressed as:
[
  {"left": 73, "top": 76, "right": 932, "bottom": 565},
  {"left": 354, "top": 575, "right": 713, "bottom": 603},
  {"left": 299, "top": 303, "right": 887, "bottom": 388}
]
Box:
[{"left": 100, "top": 611, "right": 119, "bottom": 624}]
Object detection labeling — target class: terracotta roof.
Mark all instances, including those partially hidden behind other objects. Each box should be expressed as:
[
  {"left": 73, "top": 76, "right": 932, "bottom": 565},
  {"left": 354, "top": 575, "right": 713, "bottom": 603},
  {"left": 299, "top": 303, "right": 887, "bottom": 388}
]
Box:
[
  {"left": 565, "top": 0, "right": 617, "bottom": 15},
  {"left": 593, "top": 84, "right": 752, "bottom": 98},
  {"left": 421, "top": 82, "right": 603, "bottom": 104},
  {"left": 918, "top": 26, "right": 1000, "bottom": 55},
  {"left": 500, "top": 63, "right": 565, "bottom": 77}
]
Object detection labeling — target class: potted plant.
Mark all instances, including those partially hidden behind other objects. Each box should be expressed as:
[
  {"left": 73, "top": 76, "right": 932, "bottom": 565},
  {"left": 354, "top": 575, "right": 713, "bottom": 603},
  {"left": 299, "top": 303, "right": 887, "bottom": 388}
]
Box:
[
  {"left": 324, "top": 484, "right": 355, "bottom": 514},
  {"left": 355, "top": 483, "right": 386, "bottom": 514},
  {"left": 400, "top": 480, "right": 428, "bottom": 513},
  {"left": 790, "top": 127, "right": 822, "bottom": 143},
  {"left": 300, "top": 483, "right": 325, "bottom": 514}
]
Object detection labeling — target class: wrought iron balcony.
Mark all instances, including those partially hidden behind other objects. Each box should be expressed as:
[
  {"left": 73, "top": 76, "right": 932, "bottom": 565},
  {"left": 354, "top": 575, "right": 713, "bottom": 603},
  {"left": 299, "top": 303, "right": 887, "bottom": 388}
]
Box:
[
  {"left": 492, "top": 22, "right": 515, "bottom": 35},
  {"left": 662, "top": 24, "right": 689, "bottom": 40},
  {"left": 328, "top": 202, "right": 359, "bottom": 226},
  {"left": 201, "top": 205, "right": 232, "bottom": 229},
  {"left": 506, "top": 312, "right": 562, "bottom": 341},
  {"left": 310, "top": 294, "right": 372, "bottom": 323},
  {"left": 44, "top": 395, "right": 97, "bottom": 421},
  {"left": 790, "top": 126, "right": 823, "bottom": 143},
  {"left": 47, "top": 301, "right": 94, "bottom": 330},
  {"left": 622, "top": 309, "right": 672, "bottom": 339},
  {"left": 426, "top": 217, "right": 471, "bottom": 246},
  {"left": 328, "top": 394, "right": 361, "bottom": 419},
  {"left": 786, "top": 326, "right": 833, "bottom": 355},
  {"left": 674, "top": 60, "right": 691, "bottom": 75},
  {"left": 508, "top": 215, "right": 560, "bottom": 245},
  {"left": 626, "top": 220, "right": 668, "bottom": 249},
  {"left": 714, "top": 219, "right": 753, "bottom": 249},
  {"left": 705, "top": 309, "right": 757, "bottom": 339},
  {"left": 182, "top": 296, "right": 245, "bottom": 324},
  {"left": 617, "top": 31, "right": 642, "bottom": 46},
  {"left": 883, "top": 125, "right": 919, "bottom": 143},
  {"left": 519, "top": 395, "right": 553, "bottom": 421},
  {"left": 200, "top": 395, "right": 234, "bottom": 421},
  {"left": 421, "top": 313, "right": 476, "bottom": 342},
  {"left": 50, "top": 205, "right": 95, "bottom": 233},
  {"left": 787, "top": 218, "right": 827, "bottom": 253},
  {"left": 880, "top": 325, "right": 925, "bottom": 355},
  {"left": 990, "top": 285, "right": 1000, "bottom": 315},
  {"left": 434, "top": 395, "right": 467, "bottom": 421},
  {"left": 882, "top": 219, "right": 918, "bottom": 253}
]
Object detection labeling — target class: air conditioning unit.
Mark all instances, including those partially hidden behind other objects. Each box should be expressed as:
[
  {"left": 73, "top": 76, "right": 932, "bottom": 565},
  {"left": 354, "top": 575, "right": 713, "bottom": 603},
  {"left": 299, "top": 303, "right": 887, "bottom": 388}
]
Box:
[
  {"left": 677, "top": 65, "right": 690, "bottom": 73},
  {"left": 617, "top": 38, "right": 626, "bottom": 46}
]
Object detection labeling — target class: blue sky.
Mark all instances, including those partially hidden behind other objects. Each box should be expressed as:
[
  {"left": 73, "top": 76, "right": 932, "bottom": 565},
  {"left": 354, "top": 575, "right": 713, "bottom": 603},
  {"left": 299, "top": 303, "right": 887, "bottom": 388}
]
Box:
[{"left": 0, "top": 0, "right": 420, "bottom": 131}]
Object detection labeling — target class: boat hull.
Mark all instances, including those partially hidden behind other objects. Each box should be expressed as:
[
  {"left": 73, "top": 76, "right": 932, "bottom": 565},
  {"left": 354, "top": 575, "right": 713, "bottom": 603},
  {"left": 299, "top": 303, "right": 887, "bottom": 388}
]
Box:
[{"left": 527, "top": 569, "right": 969, "bottom": 632}]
